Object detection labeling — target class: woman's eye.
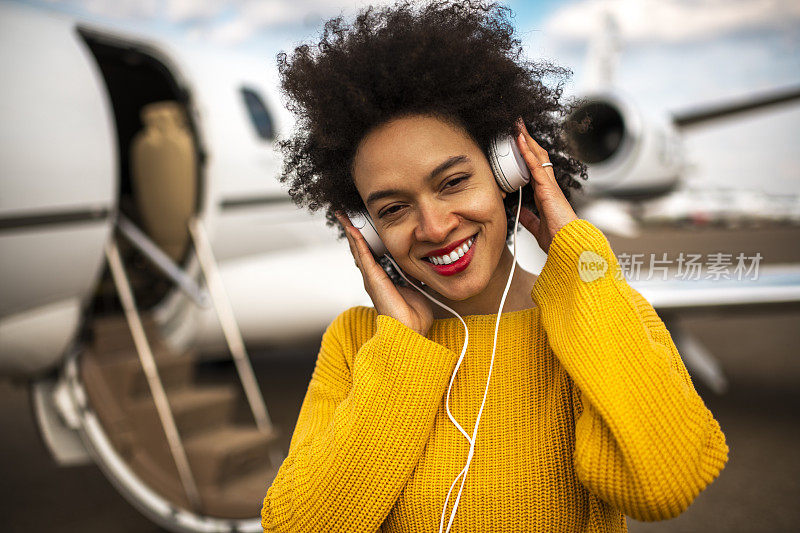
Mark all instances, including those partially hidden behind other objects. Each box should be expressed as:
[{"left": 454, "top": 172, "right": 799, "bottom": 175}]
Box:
[
  {"left": 443, "top": 175, "right": 469, "bottom": 189},
  {"left": 378, "top": 204, "right": 404, "bottom": 218}
]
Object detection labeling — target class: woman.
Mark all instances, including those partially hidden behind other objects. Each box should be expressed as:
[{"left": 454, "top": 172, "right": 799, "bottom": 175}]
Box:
[{"left": 261, "top": 2, "right": 728, "bottom": 531}]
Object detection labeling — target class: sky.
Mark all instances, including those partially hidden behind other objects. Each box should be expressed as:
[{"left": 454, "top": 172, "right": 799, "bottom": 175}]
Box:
[{"left": 13, "top": 0, "right": 800, "bottom": 194}]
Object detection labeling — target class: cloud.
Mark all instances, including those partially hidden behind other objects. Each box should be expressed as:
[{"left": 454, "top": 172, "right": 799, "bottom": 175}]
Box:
[
  {"left": 43, "top": 0, "right": 394, "bottom": 37},
  {"left": 44, "top": 0, "right": 160, "bottom": 19},
  {"left": 44, "top": 0, "right": 224, "bottom": 22},
  {"left": 198, "top": 0, "right": 396, "bottom": 44},
  {"left": 45, "top": 0, "right": 800, "bottom": 45},
  {"left": 545, "top": 0, "right": 800, "bottom": 44},
  {"left": 164, "top": 0, "right": 225, "bottom": 23}
]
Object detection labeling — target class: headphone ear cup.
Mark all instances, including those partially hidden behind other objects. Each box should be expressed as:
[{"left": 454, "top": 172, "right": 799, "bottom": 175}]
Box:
[
  {"left": 489, "top": 135, "right": 532, "bottom": 193},
  {"left": 347, "top": 211, "right": 389, "bottom": 257}
]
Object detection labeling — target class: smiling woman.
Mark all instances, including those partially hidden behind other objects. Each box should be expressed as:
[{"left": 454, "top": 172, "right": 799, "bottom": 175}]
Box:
[
  {"left": 261, "top": 2, "right": 728, "bottom": 532},
  {"left": 350, "top": 115, "right": 515, "bottom": 309}
]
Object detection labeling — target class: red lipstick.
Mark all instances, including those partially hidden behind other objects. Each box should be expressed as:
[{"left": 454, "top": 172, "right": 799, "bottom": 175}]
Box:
[{"left": 425, "top": 234, "right": 477, "bottom": 277}]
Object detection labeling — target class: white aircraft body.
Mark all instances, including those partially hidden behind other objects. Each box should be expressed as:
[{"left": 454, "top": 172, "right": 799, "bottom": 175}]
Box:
[{"left": 2, "top": 4, "right": 799, "bottom": 532}]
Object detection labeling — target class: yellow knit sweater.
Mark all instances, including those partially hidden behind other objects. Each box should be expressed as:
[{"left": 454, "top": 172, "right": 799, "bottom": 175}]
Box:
[{"left": 261, "top": 219, "right": 728, "bottom": 532}]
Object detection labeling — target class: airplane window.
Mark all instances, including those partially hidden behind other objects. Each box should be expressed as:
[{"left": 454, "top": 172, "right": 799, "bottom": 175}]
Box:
[{"left": 241, "top": 87, "right": 275, "bottom": 141}]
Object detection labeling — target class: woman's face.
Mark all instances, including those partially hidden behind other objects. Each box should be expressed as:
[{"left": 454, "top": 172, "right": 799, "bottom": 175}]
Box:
[{"left": 351, "top": 114, "right": 509, "bottom": 301}]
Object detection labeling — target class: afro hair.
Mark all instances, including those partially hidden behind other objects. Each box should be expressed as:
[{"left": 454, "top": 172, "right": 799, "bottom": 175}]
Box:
[{"left": 275, "top": 0, "right": 587, "bottom": 240}]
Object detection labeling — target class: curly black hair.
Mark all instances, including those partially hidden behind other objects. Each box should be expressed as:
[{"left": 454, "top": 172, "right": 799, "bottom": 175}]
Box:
[{"left": 275, "top": 0, "right": 586, "bottom": 240}]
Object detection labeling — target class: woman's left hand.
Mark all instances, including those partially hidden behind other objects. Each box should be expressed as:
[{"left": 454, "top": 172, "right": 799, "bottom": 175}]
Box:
[{"left": 514, "top": 119, "right": 578, "bottom": 254}]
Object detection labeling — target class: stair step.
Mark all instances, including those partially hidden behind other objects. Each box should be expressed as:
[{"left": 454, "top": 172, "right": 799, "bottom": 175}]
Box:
[
  {"left": 91, "top": 314, "right": 164, "bottom": 354},
  {"left": 200, "top": 465, "right": 282, "bottom": 519},
  {"left": 186, "top": 426, "right": 279, "bottom": 488},
  {"left": 126, "top": 385, "right": 239, "bottom": 440},
  {"left": 168, "top": 386, "right": 239, "bottom": 436},
  {"left": 83, "top": 313, "right": 287, "bottom": 519},
  {"left": 94, "top": 350, "right": 195, "bottom": 398}
]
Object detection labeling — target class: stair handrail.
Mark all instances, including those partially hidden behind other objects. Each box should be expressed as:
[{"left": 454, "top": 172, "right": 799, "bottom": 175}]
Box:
[
  {"left": 116, "top": 214, "right": 210, "bottom": 308},
  {"left": 187, "top": 217, "right": 274, "bottom": 435},
  {"left": 104, "top": 239, "right": 202, "bottom": 511}
]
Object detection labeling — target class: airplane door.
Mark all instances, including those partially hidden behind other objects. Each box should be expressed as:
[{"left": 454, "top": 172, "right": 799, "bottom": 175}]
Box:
[{"left": 0, "top": 5, "right": 117, "bottom": 376}]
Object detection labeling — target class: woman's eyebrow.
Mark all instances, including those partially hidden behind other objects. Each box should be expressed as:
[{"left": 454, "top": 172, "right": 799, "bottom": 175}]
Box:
[
  {"left": 427, "top": 154, "right": 470, "bottom": 181},
  {"left": 365, "top": 155, "right": 471, "bottom": 207}
]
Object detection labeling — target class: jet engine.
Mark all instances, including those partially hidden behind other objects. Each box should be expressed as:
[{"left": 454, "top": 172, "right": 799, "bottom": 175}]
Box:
[{"left": 566, "top": 91, "right": 684, "bottom": 200}]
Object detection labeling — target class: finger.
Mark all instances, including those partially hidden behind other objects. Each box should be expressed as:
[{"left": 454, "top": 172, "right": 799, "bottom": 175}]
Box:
[
  {"left": 516, "top": 129, "right": 553, "bottom": 173},
  {"left": 515, "top": 120, "right": 556, "bottom": 183},
  {"left": 336, "top": 212, "right": 416, "bottom": 316},
  {"left": 516, "top": 132, "right": 556, "bottom": 188},
  {"left": 519, "top": 206, "right": 541, "bottom": 236},
  {"left": 337, "top": 212, "right": 364, "bottom": 269},
  {"left": 348, "top": 225, "right": 412, "bottom": 315},
  {"left": 517, "top": 120, "right": 553, "bottom": 166},
  {"left": 335, "top": 211, "right": 353, "bottom": 229},
  {"left": 348, "top": 225, "right": 388, "bottom": 282},
  {"left": 343, "top": 227, "right": 362, "bottom": 269}
]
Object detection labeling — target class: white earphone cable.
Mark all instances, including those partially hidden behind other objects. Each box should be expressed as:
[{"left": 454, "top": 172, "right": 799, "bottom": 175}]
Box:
[
  {"left": 440, "top": 190, "right": 523, "bottom": 532},
  {"left": 387, "top": 190, "right": 523, "bottom": 533},
  {"left": 385, "top": 258, "right": 473, "bottom": 445}
]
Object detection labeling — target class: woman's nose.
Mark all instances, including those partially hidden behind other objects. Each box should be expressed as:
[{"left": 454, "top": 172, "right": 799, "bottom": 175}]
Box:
[{"left": 413, "top": 203, "right": 458, "bottom": 243}]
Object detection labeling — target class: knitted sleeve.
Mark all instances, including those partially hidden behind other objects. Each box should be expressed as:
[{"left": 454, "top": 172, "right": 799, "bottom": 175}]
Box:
[
  {"left": 531, "top": 219, "right": 729, "bottom": 522},
  {"left": 261, "top": 306, "right": 458, "bottom": 532}
]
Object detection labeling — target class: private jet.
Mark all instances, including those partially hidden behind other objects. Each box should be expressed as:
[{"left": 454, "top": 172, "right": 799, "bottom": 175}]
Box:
[{"left": 2, "top": 4, "right": 799, "bottom": 532}]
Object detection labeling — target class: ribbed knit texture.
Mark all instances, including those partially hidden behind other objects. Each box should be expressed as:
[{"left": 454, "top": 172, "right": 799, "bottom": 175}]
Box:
[{"left": 261, "top": 219, "right": 728, "bottom": 532}]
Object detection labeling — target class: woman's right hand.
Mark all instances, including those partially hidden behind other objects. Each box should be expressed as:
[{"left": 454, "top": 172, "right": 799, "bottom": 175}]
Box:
[{"left": 336, "top": 212, "right": 434, "bottom": 337}]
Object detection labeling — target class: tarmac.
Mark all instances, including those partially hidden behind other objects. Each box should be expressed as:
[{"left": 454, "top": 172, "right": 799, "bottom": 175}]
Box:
[{"left": 1, "top": 223, "right": 799, "bottom": 532}]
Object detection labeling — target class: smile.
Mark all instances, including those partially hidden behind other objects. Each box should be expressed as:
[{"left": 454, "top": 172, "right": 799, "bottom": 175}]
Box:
[{"left": 423, "top": 234, "right": 477, "bottom": 276}]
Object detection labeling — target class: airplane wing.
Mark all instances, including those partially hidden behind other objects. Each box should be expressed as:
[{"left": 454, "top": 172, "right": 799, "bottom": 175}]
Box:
[
  {"left": 630, "top": 265, "right": 800, "bottom": 311},
  {"left": 626, "top": 264, "right": 800, "bottom": 394},
  {"left": 671, "top": 85, "right": 800, "bottom": 129}
]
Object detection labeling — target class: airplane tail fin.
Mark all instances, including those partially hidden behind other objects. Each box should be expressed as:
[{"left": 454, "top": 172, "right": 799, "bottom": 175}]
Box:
[{"left": 582, "top": 9, "right": 622, "bottom": 91}]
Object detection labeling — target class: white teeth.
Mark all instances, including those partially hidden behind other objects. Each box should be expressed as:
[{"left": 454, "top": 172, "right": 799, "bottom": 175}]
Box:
[{"left": 426, "top": 236, "right": 476, "bottom": 266}]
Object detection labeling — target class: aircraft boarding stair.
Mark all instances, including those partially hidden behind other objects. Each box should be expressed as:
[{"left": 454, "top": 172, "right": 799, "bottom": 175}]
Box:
[
  {"left": 59, "top": 215, "right": 284, "bottom": 532},
  {"left": 80, "top": 314, "right": 279, "bottom": 518}
]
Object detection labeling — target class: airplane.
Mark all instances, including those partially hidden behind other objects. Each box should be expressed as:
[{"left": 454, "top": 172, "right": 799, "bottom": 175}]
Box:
[{"left": 2, "top": 3, "right": 800, "bottom": 532}]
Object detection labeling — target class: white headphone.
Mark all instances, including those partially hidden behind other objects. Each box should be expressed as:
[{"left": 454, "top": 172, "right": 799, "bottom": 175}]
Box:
[
  {"left": 348, "top": 134, "right": 530, "bottom": 255},
  {"left": 348, "top": 133, "right": 530, "bottom": 532}
]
